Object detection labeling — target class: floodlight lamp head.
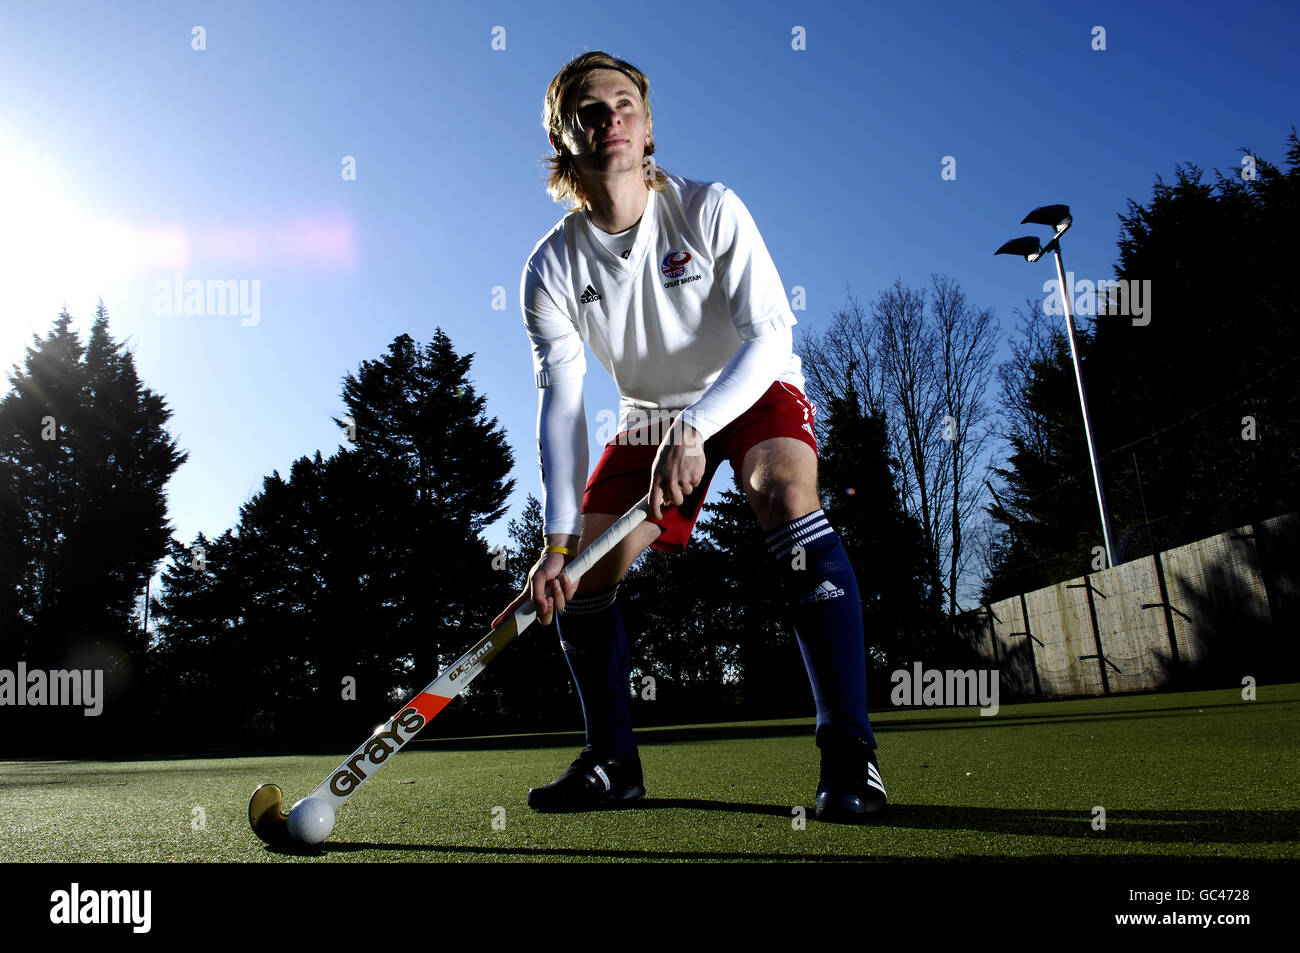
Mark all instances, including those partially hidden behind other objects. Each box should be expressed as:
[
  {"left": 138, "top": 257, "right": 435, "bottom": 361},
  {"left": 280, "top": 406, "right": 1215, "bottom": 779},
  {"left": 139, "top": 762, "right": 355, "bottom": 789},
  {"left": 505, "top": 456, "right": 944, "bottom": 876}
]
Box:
[
  {"left": 1021, "top": 204, "right": 1072, "bottom": 234},
  {"left": 994, "top": 236, "right": 1044, "bottom": 262}
]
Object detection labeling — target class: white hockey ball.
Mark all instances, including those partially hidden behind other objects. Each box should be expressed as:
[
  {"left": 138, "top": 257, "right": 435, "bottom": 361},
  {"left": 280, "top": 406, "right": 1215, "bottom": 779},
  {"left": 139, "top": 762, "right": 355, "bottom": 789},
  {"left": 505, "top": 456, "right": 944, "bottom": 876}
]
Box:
[{"left": 287, "top": 796, "right": 336, "bottom": 844}]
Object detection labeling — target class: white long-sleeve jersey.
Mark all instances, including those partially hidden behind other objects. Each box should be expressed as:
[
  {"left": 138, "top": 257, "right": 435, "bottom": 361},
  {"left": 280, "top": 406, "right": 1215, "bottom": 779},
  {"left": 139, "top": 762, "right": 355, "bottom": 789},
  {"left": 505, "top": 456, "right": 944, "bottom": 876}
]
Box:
[{"left": 521, "top": 173, "right": 805, "bottom": 537}]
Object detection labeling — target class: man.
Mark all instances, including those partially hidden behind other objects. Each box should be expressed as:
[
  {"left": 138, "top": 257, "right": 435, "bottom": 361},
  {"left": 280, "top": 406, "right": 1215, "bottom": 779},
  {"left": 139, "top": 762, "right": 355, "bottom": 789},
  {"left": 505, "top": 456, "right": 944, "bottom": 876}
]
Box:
[{"left": 492, "top": 51, "right": 885, "bottom": 823}]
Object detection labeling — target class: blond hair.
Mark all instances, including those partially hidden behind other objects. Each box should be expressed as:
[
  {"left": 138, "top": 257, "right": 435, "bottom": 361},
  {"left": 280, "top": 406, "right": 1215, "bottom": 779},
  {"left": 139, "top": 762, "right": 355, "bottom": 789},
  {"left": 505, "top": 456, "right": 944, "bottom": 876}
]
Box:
[{"left": 540, "top": 51, "right": 669, "bottom": 211}]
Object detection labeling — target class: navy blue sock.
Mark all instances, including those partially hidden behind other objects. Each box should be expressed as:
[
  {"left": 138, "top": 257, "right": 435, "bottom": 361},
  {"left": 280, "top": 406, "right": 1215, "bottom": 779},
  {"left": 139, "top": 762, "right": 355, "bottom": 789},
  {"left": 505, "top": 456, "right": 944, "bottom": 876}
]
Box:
[
  {"left": 555, "top": 584, "right": 636, "bottom": 758},
  {"left": 766, "top": 510, "right": 877, "bottom": 749}
]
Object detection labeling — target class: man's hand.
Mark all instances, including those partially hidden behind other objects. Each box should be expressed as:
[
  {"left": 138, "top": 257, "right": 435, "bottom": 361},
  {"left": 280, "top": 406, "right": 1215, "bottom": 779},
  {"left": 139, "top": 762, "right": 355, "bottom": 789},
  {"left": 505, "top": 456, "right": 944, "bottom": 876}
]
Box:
[
  {"left": 648, "top": 416, "right": 706, "bottom": 520},
  {"left": 491, "top": 552, "right": 578, "bottom": 628}
]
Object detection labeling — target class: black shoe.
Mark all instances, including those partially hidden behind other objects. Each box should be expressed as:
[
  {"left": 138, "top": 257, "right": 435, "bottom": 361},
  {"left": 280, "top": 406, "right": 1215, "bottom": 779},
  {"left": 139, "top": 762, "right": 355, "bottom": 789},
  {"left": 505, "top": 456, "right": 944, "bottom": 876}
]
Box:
[
  {"left": 814, "top": 736, "right": 887, "bottom": 823},
  {"left": 527, "top": 747, "right": 645, "bottom": 812}
]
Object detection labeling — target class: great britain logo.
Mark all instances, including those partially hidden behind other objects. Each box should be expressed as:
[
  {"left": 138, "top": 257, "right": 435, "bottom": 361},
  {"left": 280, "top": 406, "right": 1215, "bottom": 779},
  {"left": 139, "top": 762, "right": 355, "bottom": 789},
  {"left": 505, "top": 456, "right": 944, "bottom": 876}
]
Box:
[{"left": 660, "top": 250, "right": 691, "bottom": 279}]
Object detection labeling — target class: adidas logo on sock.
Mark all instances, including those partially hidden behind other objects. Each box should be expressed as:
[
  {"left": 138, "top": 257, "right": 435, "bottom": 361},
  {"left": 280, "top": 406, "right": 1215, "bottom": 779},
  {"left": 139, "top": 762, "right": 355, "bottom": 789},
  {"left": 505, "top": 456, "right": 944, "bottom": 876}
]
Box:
[
  {"left": 580, "top": 284, "right": 602, "bottom": 303},
  {"left": 800, "top": 580, "right": 845, "bottom": 603}
]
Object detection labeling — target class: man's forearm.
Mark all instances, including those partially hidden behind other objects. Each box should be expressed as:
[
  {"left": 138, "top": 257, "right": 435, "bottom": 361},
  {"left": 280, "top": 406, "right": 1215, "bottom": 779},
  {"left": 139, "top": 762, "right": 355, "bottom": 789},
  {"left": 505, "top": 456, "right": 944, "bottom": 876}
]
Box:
[
  {"left": 537, "top": 376, "right": 588, "bottom": 539},
  {"left": 677, "top": 324, "right": 792, "bottom": 441}
]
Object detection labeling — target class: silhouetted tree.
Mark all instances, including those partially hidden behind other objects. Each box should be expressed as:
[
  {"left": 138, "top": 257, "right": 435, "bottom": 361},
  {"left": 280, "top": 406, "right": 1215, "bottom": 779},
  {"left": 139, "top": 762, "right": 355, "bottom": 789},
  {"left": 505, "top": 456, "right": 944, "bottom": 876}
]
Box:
[
  {"left": 985, "top": 128, "right": 1300, "bottom": 598},
  {"left": 152, "top": 329, "right": 515, "bottom": 743},
  {"left": 337, "top": 330, "right": 515, "bottom": 700},
  {"left": 983, "top": 308, "right": 1093, "bottom": 601},
  {"left": 468, "top": 494, "right": 581, "bottom": 730},
  {"left": 693, "top": 482, "right": 801, "bottom": 718},
  {"left": 817, "top": 373, "right": 943, "bottom": 687},
  {"left": 801, "top": 278, "right": 1000, "bottom": 613},
  {"left": 0, "top": 305, "right": 185, "bottom": 745}
]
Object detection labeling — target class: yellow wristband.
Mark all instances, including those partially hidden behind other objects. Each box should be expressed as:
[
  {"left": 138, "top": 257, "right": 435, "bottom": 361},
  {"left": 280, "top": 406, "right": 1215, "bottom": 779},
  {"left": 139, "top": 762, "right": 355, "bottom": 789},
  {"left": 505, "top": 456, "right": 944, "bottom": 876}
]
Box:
[{"left": 543, "top": 545, "right": 572, "bottom": 557}]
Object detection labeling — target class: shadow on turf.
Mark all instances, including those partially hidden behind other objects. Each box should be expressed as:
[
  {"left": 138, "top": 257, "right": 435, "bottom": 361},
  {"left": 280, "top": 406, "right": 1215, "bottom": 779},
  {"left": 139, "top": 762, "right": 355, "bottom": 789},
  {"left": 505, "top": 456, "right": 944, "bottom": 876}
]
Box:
[
  {"left": 315, "top": 842, "right": 912, "bottom": 861},
  {"left": 309, "top": 844, "right": 1289, "bottom": 862},
  {"left": 258, "top": 803, "right": 1300, "bottom": 859},
  {"left": 856, "top": 804, "right": 1300, "bottom": 845},
  {"left": 257, "top": 842, "right": 329, "bottom": 858}
]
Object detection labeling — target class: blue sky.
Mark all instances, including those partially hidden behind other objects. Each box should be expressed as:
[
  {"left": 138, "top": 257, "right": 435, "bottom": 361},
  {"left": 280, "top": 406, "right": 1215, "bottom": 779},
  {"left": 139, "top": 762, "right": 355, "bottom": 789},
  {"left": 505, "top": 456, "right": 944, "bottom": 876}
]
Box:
[{"left": 1, "top": 0, "right": 1295, "bottom": 600}]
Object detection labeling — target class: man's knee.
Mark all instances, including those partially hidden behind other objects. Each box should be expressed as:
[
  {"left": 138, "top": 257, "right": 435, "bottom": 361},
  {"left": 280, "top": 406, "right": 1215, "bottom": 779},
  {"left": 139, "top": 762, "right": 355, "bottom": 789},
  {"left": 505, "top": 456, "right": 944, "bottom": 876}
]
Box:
[
  {"left": 741, "top": 439, "right": 821, "bottom": 529},
  {"left": 750, "top": 482, "right": 820, "bottom": 529}
]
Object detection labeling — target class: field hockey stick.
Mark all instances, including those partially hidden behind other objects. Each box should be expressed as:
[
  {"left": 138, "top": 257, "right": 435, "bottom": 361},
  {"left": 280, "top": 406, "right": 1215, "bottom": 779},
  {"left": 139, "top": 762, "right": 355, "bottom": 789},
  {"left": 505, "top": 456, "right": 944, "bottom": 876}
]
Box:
[{"left": 249, "top": 494, "right": 658, "bottom": 845}]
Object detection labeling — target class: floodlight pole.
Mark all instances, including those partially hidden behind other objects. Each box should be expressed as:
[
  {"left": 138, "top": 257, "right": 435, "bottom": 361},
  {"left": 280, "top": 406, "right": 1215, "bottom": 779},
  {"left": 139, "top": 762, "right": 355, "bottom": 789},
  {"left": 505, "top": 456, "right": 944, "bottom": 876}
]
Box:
[
  {"left": 996, "top": 205, "right": 1119, "bottom": 570},
  {"left": 1047, "top": 238, "right": 1118, "bottom": 569}
]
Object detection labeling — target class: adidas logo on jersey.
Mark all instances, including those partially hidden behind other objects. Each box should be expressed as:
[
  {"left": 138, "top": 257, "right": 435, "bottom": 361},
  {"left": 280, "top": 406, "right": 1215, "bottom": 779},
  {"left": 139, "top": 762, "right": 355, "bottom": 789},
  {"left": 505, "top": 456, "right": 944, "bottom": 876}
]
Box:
[
  {"left": 580, "top": 284, "right": 602, "bottom": 303},
  {"left": 801, "top": 580, "right": 845, "bottom": 603}
]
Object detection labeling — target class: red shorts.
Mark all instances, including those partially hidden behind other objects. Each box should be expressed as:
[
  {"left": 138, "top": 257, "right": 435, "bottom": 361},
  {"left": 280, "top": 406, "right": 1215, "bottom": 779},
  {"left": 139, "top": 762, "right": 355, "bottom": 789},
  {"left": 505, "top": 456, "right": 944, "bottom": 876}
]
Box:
[{"left": 581, "top": 381, "right": 818, "bottom": 553}]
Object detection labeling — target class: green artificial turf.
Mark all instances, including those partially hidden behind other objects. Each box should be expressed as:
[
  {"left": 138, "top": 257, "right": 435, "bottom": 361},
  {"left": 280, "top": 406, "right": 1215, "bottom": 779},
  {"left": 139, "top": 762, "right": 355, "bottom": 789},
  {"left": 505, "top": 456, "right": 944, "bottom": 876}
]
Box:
[{"left": 2, "top": 684, "right": 1297, "bottom": 862}]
